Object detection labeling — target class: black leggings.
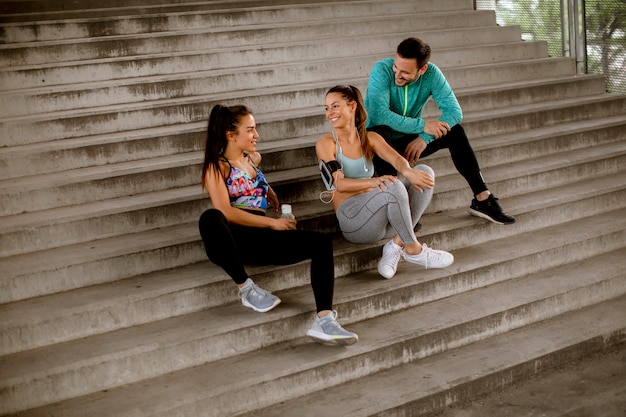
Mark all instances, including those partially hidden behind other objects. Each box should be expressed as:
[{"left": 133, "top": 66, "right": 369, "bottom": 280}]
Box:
[
  {"left": 371, "top": 124, "right": 488, "bottom": 196},
  {"left": 198, "top": 208, "right": 334, "bottom": 312}
]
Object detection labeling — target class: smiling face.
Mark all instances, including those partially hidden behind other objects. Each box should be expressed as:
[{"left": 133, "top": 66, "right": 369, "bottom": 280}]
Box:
[
  {"left": 392, "top": 54, "right": 427, "bottom": 87},
  {"left": 325, "top": 92, "right": 356, "bottom": 129},
  {"left": 228, "top": 113, "right": 259, "bottom": 153}
]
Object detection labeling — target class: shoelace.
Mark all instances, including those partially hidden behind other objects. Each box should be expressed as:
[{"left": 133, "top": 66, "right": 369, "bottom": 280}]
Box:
[
  {"left": 321, "top": 310, "right": 337, "bottom": 321},
  {"left": 240, "top": 282, "right": 270, "bottom": 300},
  {"left": 320, "top": 310, "right": 341, "bottom": 327},
  {"left": 421, "top": 244, "right": 443, "bottom": 269},
  {"left": 250, "top": 283, "right": 271, "bottom": 298},
  {"left": 382, "top": 245, "right": 403, "bottom": 269}
]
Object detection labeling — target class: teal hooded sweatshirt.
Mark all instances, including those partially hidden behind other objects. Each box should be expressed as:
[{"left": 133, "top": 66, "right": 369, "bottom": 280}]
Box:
[{"left": 365, "top": 58, "right": 463, "bottom": 144}]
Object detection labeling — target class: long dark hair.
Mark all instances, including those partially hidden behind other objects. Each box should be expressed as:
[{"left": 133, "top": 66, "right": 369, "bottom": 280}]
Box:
[
  {"left": 201, "top": 104, "right": 252, "bottom": 189},
  {"left": 326, "top": 85, "right": 374, "bottom": 160}
]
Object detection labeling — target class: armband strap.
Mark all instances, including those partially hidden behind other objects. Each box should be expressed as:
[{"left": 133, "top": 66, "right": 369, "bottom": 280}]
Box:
[{"left": 319, "top": 159, "right": 342, "bottom": 191}]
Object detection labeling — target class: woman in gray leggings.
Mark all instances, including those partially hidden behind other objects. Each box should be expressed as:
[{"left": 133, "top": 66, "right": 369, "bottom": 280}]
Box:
[{"left": 316, "top": 85, "right": 454, "bottom": 279}]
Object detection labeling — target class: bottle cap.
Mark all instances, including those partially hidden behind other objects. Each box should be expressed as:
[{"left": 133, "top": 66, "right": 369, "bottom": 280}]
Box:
[{"left": 281, "top": 204, "right": 292, "bottom": 214}]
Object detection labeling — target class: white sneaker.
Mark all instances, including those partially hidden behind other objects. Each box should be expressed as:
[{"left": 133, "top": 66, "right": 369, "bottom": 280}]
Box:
[
  {"left": 403, "top": 243, "right": 454, "bottom": 269},
  {"left": 377, "top": 239, "right": 403, "bottom": 279}
]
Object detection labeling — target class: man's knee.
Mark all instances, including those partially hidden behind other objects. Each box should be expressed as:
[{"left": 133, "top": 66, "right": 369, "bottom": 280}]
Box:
[{"left": 447, "top": 124, "right": 470, "bottom": 144}]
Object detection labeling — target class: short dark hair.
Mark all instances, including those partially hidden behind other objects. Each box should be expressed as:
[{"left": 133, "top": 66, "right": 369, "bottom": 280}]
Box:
[{"left": 397, "top": 37, "right": 431, "bottom": 68}]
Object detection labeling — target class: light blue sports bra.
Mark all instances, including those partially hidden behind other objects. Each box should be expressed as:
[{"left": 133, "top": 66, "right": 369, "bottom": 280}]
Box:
[{"left": 332, "top": 130, "right": 374, "bottom": 179}]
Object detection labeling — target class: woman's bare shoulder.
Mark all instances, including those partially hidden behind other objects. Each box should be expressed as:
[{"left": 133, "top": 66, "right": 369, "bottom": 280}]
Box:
[
  {"left": 316, "top": 132, "right": 334, "bottom": 146},
  {"left": 246, "top": 151, "right": 262, "bottom": 166},
  {"left": 366, "top": 130, "right": 384, "bottom": 141}
]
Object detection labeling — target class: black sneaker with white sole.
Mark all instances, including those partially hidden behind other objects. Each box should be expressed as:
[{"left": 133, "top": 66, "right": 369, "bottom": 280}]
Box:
[{"left": 469, "top": 195, "right": 516, "bottom": 225}]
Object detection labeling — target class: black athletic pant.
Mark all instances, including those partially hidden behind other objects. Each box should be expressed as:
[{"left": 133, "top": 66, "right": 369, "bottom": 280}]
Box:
[
  {"left": 370, "top": 124, "right": 488, "bottom": 196},
  {"left": 198, "top": 208, "right": 334, "bottom": 312}
]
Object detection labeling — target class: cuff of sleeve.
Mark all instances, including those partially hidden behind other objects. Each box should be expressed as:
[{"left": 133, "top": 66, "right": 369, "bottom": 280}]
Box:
[{"left": 421, "top": 133, "right": 435, "bottom": 144}]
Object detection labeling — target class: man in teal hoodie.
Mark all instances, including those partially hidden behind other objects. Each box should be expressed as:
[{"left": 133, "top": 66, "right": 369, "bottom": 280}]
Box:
[{"left": 365, "top": 37, "right": 515, "bottom": 225}]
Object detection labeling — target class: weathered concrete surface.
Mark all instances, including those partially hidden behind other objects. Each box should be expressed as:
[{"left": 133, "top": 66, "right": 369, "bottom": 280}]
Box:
[{"left": 434, "top": 347, "right": 626, "bottom": 417}]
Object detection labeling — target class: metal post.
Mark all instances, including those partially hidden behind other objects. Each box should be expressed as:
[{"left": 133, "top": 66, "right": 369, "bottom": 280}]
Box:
[
  {"left": 575, "top": 0, "right": 587, "bottom": 74},
  {"left": 562, "top": 0, "right": 570, "bottom": 56}
]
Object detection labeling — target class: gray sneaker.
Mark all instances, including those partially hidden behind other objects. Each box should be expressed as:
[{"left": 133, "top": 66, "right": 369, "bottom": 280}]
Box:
[
  {"left": 239, "top": 278, "right": 281, "bottom": 313},
  {"left": 306, "top": 310, "right": 358, "bottom": 346}
]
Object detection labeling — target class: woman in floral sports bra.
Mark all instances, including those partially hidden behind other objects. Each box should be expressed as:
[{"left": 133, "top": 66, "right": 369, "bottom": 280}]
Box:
[{"left": 199, "top": 104, "right": 357, "bottom": 345}]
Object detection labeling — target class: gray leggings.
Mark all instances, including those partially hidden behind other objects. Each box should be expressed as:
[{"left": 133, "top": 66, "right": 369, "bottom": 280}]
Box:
[{"left": 336, "top": 164, "right": 434, "bottom": 245}]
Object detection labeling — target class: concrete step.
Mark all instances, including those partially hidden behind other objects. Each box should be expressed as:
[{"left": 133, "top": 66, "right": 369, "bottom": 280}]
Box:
[
  {"left": 2, "top": 238, "right": 624, "bottom": 414},
  {"left": 1, "top": 40, "right": 548, "bottom": 117},
  {"left": 429, "top": 139, "right": 626, "bottom": 212},
  {"left": 0, "top": 73, "right": 608, "bottom": 180},
  {"left": 441, "top": 74, "right": 607, "bottom": 113},
  {"left": 1, "top": 203, "right": 624, "bottom": 355},
  {"left": 0, "top": 0, "right": 334, "bottom": 17},
  {"left": 0, "top": 25, "right": 523, "bottom": 90},
  {"left": 432, "top": 348, "right": 626, "bottom": 417},
  {"left": 0, "top": 57, "right": 579, "bottom": 146},
  {"left": 0, "top": 1, "right": 623, "bottom": 416},
  {"left": 0, "top": 0, "right": 457, "bottom": 22},
  {"left": 461, "top": 93, "right": 626, "bottom": 139},
  {"left": 423, "top": 114, "right": 626, "bottom": 178},
  {"left": 0, "top": 10, "right": 497, "bottom": 67},
  {"left": 1, "top": 135, "right": 624, "bottom": 257},
  {"left": 0, "top": 0, "right": 470, "bottom": 43},
  {"left": 1, "top": 115, "right": 624, "bottom": 217},
  {"left": 1, "top": 161, "right": 624, "bottom": 306},
  {"left": 241, "top": 298, "right": 626, "bottom": 417}
]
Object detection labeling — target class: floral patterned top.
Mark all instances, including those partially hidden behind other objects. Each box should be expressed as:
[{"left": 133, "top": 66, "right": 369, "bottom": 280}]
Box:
[{"left": 221, "top": 155, "right": 269, "bottom": 210}]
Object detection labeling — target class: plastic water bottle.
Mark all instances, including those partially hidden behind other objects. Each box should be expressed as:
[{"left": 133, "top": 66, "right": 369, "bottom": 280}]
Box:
[{"left": 281, "top": 204, "right": 295, "bottom": 219}]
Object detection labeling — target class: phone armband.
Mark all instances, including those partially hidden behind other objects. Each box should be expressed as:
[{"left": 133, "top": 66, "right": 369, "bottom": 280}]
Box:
[{"left": 319, "top": 159, "right": 342, "bottom": 190}]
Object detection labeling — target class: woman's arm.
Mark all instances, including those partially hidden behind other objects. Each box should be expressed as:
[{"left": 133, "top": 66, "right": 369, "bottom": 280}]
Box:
[
  {"left": 315, "top": 135, "right": 384, "bottom": 193},
  {"left": 368, "top": 132, "right": 434, "bottom": 192},
  {"left": 368, "top": 132, "right": 412, "bottom": 173}
]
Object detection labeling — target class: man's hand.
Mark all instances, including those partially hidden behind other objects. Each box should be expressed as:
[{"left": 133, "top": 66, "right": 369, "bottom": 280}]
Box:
[
  {"left": 404, "top": 137, "right": 427, "bottom": 165},
  {"left": 424, "top": 120, "right": 451, "bottom": 139}
]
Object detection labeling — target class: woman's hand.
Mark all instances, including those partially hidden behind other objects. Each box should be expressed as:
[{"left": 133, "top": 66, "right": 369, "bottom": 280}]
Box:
[
  {"left": 370, "top": 175, "right": 397, "bottom": 191},
  {"left": 270, "top": 217, "right": 297, "bottom": 230},
  {"left": 404, "top": 168, "right": 434, "bottom": 193}
]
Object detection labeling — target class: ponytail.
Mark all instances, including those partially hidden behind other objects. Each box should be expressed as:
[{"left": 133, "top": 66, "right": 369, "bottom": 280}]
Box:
[{"left": 201, "top": 104, "right": 252, "bottom": 189}]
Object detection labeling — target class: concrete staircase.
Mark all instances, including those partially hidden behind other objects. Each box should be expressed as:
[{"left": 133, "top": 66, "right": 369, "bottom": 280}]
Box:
[{"left": 1, "top": 0, "right": 625, "bottom": 415}]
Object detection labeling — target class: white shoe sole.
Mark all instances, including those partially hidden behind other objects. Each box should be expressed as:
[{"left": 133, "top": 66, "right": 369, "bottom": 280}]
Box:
[
  {"left": 469, "top": 207, "right": 506, "bottom": 225},
  {"left": 306, "top": 330, "right": 358, "bottom": 346},
  {"left": 241, "top": 297, "right": 281, "bottom": 313}
]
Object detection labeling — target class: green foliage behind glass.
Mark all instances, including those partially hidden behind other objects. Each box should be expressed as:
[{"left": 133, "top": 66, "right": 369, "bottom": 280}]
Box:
[{"left": 492, "top": 0, "right": 626, "bottom": 93}]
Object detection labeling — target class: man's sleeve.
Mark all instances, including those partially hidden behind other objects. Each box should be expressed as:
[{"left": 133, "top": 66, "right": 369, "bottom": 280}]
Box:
[
  {"left": 366, "top": 62, "right": 425, "bottom": 135},
  {"left": 416, "top": 65, "right": 463, "bottom": 143},
  {"left": 430, "top": 64, "right": 463, "bottom": 129}
]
